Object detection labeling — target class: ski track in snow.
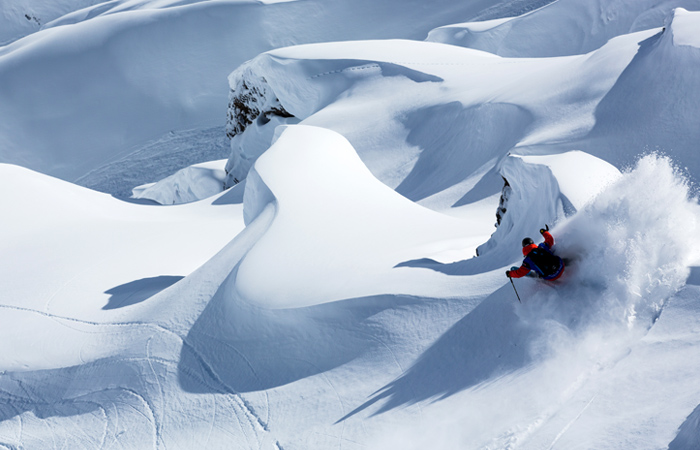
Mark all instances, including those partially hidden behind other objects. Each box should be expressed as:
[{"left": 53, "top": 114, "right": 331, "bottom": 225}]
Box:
[
  {"left": 145, "top": 337, "right": 166, "bottom": 449},
  {"left": 0, "top": 302, "right": 274, "bottom": 449},
  {"left": 0, "top": 385, "right": 155, "bottom": 450},
  {"left": 493, "top": 371, "right": 599, "bottom": 450},
  {"left": 546, "top": 394, "right": 597, "bottom": 450}
]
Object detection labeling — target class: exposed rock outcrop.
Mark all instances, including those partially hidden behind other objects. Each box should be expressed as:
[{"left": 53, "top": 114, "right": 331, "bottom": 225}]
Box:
[
  {"left": 495, "top": 177, "right": 511, "bottom": 227},
  {"left": 224, "top": 69, "right": 296, "bottom": 188}
]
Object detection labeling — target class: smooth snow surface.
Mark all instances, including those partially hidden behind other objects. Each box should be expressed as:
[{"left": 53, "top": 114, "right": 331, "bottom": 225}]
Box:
[
  {"left": 0, "top": 0, "right": 103, "bottom": 44},
  {"left": 237, "top": 125, "right": 487, "bottom": 307},
  {"left": 670, "top": 8, "right": 700, "bottom": 47},
  {"left": 3, "top": 0, "right": 700, "bottom": 449}
]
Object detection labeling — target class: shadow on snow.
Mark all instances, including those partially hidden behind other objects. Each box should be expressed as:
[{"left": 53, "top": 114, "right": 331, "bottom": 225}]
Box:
[
  {"left": 103, "top": 275, "right": 184, "bottom": 310},
  {"left": 337, "top": 283, "right": 536, "bottom": 422},
  {"left": 176, "top": 286, "right": 428, "bottom": 394}
]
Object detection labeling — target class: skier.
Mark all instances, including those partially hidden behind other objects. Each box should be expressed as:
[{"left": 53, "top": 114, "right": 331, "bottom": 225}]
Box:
[{"left": 506, "top": 224, "right": 565, "bottom": 281}]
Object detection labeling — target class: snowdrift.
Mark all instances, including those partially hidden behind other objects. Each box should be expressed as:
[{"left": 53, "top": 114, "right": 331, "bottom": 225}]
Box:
[
  {"left": 0, "top": 162, "right": 244, "bottom": 365},
  {"left": 475, "top": 151, "right": 621, "bottom": 261},
  {"left": 577, "top": 8, "right": 700, "bottom": 175},
  {"left": 222, "top": 23, "right": 700, "bottom": 212},
  {"left": 236, "top": 125, "right": 490, "bottom": 307}
]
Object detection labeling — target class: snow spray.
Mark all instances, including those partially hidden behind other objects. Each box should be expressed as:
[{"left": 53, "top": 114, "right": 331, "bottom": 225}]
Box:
[{"left": 519, "top": 155, "right": 700, "bottom": 355}]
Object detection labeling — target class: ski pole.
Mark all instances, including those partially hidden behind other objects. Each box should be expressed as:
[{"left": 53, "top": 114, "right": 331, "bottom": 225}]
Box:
[{"left": 510, "top": 277, "right": 522, "bottom": 303}]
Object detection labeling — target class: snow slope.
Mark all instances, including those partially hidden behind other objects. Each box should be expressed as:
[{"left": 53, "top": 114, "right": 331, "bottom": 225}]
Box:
[
  {"left": 76, "top": 126, "right": 231, "bottom": 199},
  {"left": 2, "top": 1, "right": 700, "bottom": 449},
  {"left": 0, "top": 0, "right": 546, "bottom": 182},
  {"left": 0, "top": 0, "right": 104, "bottom": 45},
  {"left": 4, "top": 128, "right": 700, "bottom": 449},
  {"left": 383, "top": 154, "right": 700, "bottom": 450},
  {"left": 0, "top": 163, "right": 246, "bottom": 447},
  {"left": 0, "top": 163, "right": 245, "bottom": 321}
]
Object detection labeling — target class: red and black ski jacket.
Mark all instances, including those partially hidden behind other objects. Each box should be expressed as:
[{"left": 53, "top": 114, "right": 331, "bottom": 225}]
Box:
[{"left": 509, "top": 231, "right": 564, "bottom": 281}]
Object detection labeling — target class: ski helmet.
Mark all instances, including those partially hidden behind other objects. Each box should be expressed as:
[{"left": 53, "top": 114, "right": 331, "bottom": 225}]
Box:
[{"left": 522, "top": 237, "right": 534, "bottom": 247}]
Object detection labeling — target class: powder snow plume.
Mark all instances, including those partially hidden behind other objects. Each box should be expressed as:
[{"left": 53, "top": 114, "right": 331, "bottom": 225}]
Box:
[{"left": 520, "top": 155, "right": 700, "bottom": 353}]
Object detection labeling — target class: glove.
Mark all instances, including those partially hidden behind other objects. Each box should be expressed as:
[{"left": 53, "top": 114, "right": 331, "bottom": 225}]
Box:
[
  {"left": 539, "top": 224, "right": 549, "bottom": 235},
  {"left": 506, "top": 270, "right": 511, "bottom": 278}
]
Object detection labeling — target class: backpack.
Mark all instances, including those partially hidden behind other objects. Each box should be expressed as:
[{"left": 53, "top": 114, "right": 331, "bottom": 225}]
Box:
[{"left": 524, "top": 246, "right": 562, "bottom": 278}]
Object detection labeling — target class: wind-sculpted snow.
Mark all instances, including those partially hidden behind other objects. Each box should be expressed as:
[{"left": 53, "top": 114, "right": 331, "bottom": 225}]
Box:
[
  {"left": 222, "top": 43, "right": 452, "bottom": 190},
  {"left": 476, "top": 155, "right": 564, "bottom": 261},
  {"left": 0, "top": 0, "right": 547, "bottom": 182},
  {"left": 222, "top": 29, "right": 680, "bottom": 213},
  {"left": 427, "top": 0, "right": 700, "bottom": 57},
  {"left": 4, "top": 0, "right": 700, "bottom": 448},
  {"left": 233, "top": 125, "right": 488, "bottom": 307},
  {"left": 476, "top": 151, "right": 621, "bottom": 263},
  {"left": 147, "top": 14, "right": 699, "bottom": 205},
  {"left": 578, "top": 9, "right": 700, "bottom": 178}
]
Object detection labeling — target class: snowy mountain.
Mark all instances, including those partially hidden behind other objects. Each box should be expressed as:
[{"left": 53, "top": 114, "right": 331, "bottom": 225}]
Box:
[
  {"left": 2, "top": 1, "right": 700, "bottom": 449},
  {"left": 0, "top": 0, "right": 543, "bottom": 184}
]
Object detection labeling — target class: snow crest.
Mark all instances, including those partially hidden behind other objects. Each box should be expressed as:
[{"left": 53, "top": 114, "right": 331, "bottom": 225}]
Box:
[
  {"left": 426, "top": 0, "right": 700, "bottom": 57},
  {"left": 477, "top": 151, "right": 620, "bottom": 262}
]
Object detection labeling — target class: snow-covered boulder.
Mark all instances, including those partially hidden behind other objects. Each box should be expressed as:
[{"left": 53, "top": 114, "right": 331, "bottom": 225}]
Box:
[{"left": 221, "top": 41, "right": 455, "bottom": 190}]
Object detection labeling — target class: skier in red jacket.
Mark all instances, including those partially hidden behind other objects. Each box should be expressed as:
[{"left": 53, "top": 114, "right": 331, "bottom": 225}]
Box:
[{"left": 506, "top": 225, "right": 565, "bottom": 281}]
